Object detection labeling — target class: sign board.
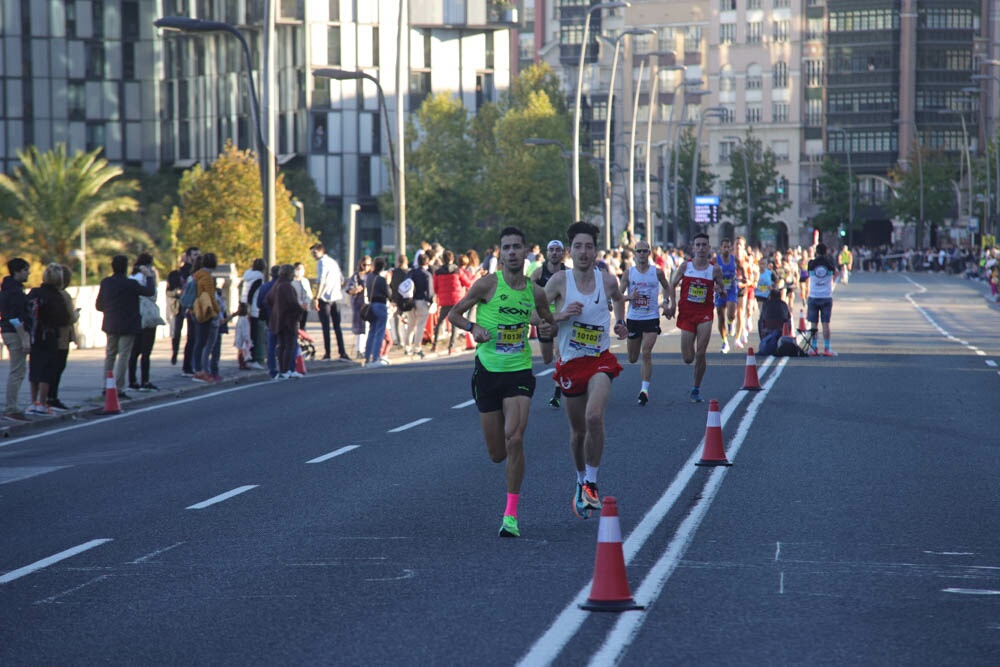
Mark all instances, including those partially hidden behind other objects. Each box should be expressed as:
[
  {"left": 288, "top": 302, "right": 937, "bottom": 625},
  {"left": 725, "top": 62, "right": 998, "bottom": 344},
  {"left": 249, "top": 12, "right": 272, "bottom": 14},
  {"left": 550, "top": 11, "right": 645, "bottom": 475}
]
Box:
[{"left": 694, "top": 195, "right": 720, "bottom": 224}]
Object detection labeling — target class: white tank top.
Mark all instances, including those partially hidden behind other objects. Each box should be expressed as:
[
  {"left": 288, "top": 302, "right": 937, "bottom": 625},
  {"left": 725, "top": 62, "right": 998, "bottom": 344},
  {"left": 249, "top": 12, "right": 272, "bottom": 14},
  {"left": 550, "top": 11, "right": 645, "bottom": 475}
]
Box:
[
  {"left": 625, "top": 265, "right": 660, "bottom": 321},
  {"left": 557, "top": 269, "right": 611, "bottom": 362}
]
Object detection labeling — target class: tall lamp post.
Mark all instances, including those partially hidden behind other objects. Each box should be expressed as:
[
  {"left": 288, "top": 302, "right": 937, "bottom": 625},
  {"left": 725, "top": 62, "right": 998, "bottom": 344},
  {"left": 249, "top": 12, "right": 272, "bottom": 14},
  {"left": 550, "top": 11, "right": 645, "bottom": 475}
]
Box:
[
  {"left": 724, "top": 134, "right": 753, "bottom": 243},
  {"left": 935, "top": 108, "right": 973, "bottom": 225},
  {"left": 154, "top": 14, "right": 276, "bottom": 268},
  {"left": 827, "top": 126, "right": 853, "bottom": 244},
  {"left": 572, "top": 1, "right": 629, "bottom": 221},
  {"left": 687, "top": 107, "right": 725, "bottom": 243},
  {"left": 972, "top": 72, "right": 1000, "bottom": 237},
  {"left": 312, "top": 68, "right": 402, "bottom": 257},
  {"left": 627, "top": 59, "right": 646, "bottom": 244},
  {"left": 597, "top": 28, "right": 655, "bottom": 250},
  {"left": 643, "top": 62, "right": 684, "bottom": 244}
]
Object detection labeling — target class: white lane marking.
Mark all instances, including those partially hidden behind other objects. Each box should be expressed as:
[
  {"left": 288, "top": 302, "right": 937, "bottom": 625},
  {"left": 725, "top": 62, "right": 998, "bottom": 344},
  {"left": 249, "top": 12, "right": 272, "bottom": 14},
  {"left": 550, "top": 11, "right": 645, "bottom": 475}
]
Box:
[
  {"left": 987, "top": 360, "right": 998, "bottom": 367},
  {"left": 388, "top": 418, "right": 432, "bottom": 433},
  {"left": 129, "top": 542, "right": 186, "bottom": 564},
  {"left": 517, "top": 357, "right": 780, "bottom": 667},
  {"left": 186, "top": 485, "right": 258, "bottom": 510},
  {"left": 0, "top": 466, "right": 67, "bottom": 485},
  {"left": 306, "top": 445, "right": 360, "bottom": 463},
  {"left": 35, "top": 574, "right": 112, "bottom": 605},
  {"left": 590, "top": 359, "right": 789, "bottom": 666},
  {"left": 0, "top": 539, "right": 113, "bottom": 584},
  {"left": 974, "top": 349, "right": 986, "bottom": 356},
  {"left": 903, "top": 277, "right": 991, "bottom": 361},
  {"left": 924, "top": 551, "right": 975, "bottom": 556},
  {"left": 775, "top": 542, "right": 781, "bottom": 561},
  {"left": 365, "top": 569, "right": 416, "bottom": 582},
  {"left": 534, "top": 368, "right": 555, "bottom": 377},
  {"left": 779, "top": 572, "right": 785, "bottom": 595},
  {"left": 942, "top": 588, "right": 1000, "bottom": 595},
  {"left": 451, "top": 399, "right": 476, "bottom": 409}
]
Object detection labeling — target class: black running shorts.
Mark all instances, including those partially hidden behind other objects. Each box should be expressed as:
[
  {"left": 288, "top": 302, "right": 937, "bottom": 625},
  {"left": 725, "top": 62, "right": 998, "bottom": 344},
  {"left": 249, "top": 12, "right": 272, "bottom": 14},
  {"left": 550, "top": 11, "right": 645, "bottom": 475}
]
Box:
[
  {"left": 626, "top": 318, "right": 661, "bottom": 339},
  {"left": 471, "top": 357, "right": 536, "bottom": 413}
]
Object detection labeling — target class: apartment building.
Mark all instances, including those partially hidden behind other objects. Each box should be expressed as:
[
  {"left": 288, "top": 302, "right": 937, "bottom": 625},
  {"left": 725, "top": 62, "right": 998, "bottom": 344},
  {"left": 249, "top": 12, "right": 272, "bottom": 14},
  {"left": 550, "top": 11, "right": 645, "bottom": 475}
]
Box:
[{"left": 0, "top": 0, "right": 512, "bottom": 256}]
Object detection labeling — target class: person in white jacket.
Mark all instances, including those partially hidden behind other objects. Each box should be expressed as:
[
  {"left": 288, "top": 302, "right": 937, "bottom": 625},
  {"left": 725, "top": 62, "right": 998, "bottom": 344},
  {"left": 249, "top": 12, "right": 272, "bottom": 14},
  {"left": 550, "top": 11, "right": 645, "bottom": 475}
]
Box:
[
  {"left": 239, "top": 258, "right": 267, "bottom": 369},
  {"left": 310, "top": 243, "right": 350, "bottom": 361}
]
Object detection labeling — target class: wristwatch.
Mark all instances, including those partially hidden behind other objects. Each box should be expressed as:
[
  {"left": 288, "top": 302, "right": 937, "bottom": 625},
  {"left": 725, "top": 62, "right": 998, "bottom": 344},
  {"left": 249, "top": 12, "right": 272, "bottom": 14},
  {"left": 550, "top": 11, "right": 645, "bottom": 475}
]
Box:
[
  {"left": 616, "top": 319, "right": 626, "bottom": 328},
  {"left": 466, "top": 321, "right": 475, "bottom": 332}
]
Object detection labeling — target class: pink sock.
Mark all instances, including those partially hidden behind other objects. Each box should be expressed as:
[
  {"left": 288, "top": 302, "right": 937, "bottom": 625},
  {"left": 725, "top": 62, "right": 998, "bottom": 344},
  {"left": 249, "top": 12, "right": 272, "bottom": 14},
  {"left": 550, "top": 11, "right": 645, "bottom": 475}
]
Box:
[{"left": 505, "top": 493, "right": 519, "bottom": 518}]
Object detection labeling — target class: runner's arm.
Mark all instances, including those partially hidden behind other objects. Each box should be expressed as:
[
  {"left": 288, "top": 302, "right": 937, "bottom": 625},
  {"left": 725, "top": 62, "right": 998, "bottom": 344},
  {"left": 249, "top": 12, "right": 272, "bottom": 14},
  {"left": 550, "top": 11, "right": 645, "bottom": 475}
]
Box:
[
  {"left": 604, "top": 272, "right": 629, "bottom": 339},
  {"left": 532, "top": 284, "right": 555, "bottom": 326}
]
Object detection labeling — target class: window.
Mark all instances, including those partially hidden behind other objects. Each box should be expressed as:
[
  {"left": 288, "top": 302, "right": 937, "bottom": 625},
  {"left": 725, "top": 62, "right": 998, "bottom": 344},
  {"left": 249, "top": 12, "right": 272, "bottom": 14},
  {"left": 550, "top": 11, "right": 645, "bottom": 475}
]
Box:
[
  {"left": 329, "top": 0, "right": 339, "bottom": 21},
  {"left": 746, "top": 105, "right": 761, "bottom": 123},
  {"left": 720, "top": 65, "right": 735, "bottom": 91},
  {"left": 746, "top": 65, "right": 762, "bottom": 90},
  {"left": 68, "top": 81, "right": 86, "bottom": 120},
  {"left": 328, "top": 27, "right": 341, "bottom": 65},
  {"left": 720, "top": 24, "right": 735, "bottom": 44},
  {"left": 685, "top": 26, "right": 701, "bottom": 52},
  {"left": 719, "top": 140, "right": 734, "bottom": 163},
  {"left": 373, "top": 27, "right": 380, "bottom": 67},
  {"left": 123, "top": 43, "right": 135, "bottom": 80},
  {"left": 409, "top": 71, "right": 431, "bottom": 111},
  {"left": 720, "top": 106, "right": 735, "bottom": 123},
  {"left": 748, "top": 0, "right": 761, "bottom": 8},
  {"left": 66, "top": 0, "right": 77, "bottom": 37},
  {"left": 771, "top": 140, "right": 789, "bottom": 161},
  {"left": 658, "top": 27, "right": 674, "bottom": 53},
  {"left": 773, "top": 61, "right": 788, "bottom": 88},
  {"left": 720, "top": 0, "right": 736, "bottom": 10},
  {"left": 747, "top": 22, "right": 762, "bottom": 44},
  {"left": 772, "top": 102, "right": 789, "bottom": 122},
  {"left": 773, "top": 20, "right": 789, "bottom": 43},
  {"left": 774, "top": 0, "right": 790, "bottom": 7},
  {"left": 804, "top": 59, "right": 823, "bottom": 86},
  {"left": 86, "top": 122, "right": 106, "bottom": 152},
  {"left": 86, "top": 42, "right": 105, "bottom": 79},
  {"left": 805, "top": 98, "right": 822, "bottom": 126},
  {"left": 806, "top": 18, "right": 823, "bottom": 40}
]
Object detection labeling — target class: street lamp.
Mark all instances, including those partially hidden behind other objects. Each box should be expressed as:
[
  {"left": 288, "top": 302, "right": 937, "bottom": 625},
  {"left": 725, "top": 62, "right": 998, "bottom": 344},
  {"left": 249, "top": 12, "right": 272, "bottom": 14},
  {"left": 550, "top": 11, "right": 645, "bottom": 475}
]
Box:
[
  {"left": 627, "top": 58, "right": 646, "bottom": 244},
  {"left": 724, "top": 134, "right": 753, "bottom": 243},
  {"left": 312, "top": 68, "right": 403, "bottom": 257},
  {"left": 572, "top": 1, "right": 629, "bottom": 221},
  {"left": 827, "top": 126, "right": 853, "bottom": 244},
  {"left": 154, "top": 15, "right": 276, "bottom": 268},
  {"left": 644, "top": 62, "right": 683, "bottom": 244},
  {"left": 597, "top": 28, "right": 656, "bottom": 250},
  {"left": 935, "top": 107, "right": 973, "bottom": 223},
  {"left": 973, "top": 71, "right": 1000, "bottom": 236},
  {"left": 687, "top": 107, "right": 725, "bottom": 243}
]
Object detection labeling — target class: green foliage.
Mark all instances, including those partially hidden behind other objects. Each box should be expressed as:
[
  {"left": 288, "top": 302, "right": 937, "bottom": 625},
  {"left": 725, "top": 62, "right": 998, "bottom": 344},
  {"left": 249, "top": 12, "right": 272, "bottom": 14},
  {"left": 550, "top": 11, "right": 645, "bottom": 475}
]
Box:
[
  {"left": 887, "top": 144, "right": 959, "bottom": 248},
  {"left": 503, "top": 63, "right": 568, "bottom": 115},
  {"left": 809, "top": 157, "right": 850, "bottom": 235},
  {"left": 173, "top": 141, "right": 317, "bottom": 270},
  {"left": 0, "top": 143, "right": 143, "bottom": 282},
  {"left": 722, "top": 133, "right": 790, "bottom": 245},
  {"left": 283, "top": 166, "right": 342, "bottom": 258}
]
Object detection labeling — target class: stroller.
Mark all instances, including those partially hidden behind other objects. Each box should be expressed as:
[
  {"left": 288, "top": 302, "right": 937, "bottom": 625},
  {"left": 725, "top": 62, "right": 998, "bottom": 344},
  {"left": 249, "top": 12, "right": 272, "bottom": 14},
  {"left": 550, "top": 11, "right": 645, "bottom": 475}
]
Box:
[{"left": 297, "top": 329, "right": 317, "bottom": 360}]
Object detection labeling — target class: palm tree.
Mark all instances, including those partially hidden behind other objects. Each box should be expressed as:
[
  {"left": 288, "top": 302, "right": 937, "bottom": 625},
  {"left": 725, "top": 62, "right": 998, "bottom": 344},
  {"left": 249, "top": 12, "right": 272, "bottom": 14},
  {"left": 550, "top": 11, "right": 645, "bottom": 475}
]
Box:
[{"left": 0, "top": 143, "right": 143, "bottom": 283}]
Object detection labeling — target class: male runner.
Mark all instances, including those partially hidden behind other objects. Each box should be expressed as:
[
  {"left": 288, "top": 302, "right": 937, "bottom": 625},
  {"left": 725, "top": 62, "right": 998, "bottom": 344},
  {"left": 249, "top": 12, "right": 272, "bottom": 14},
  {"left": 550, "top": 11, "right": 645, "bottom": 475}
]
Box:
[
  {"left": 664, "top": 233, "right": 726, "bottom": 403},
  {"left": 619, "top": 240, "right": 671, "bottom": 405},
  {"left": 448, "top": 227, "right": 555, "bottom": 538},
  {"left": 541, "top": 221, "right": 628, "bottom": 519},
  {"left": 806, "top": 242, "right": 840, "bottom": 356},
  {"left": 733, "top": 236, "right": 752, "bottom": 348},
  {"left": 530, "top": 239, "right": 567, "bottom": 407},
  {"left": 713, "top": 238, "right": 738, "bottom": 354}
]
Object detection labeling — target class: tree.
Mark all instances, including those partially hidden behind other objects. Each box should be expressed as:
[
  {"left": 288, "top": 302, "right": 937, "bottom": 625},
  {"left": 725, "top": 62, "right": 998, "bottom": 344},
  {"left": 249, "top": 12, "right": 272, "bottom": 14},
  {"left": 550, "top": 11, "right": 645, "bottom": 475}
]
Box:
[
  {"left": 283, "top": 166, "right": 342, "bottom": 259},
  {"left": 172, "top": 141, "right": 317, "bottom": 270},
  {"left": 722, "top": 134, "right": 790, "bottom": 245},
  {"left": 113, "top": 166, "right": 181, "bottom": 272},
  {"left": 402, "top": 93, "right": 482, "bottom": 251},
  {"left": 0, "top": 144, "right": 143, "bottom": 281},
  {"left": 669, "top": 128, "right": 718, "bottom": 244},
  {"left": 887, "top": 144, "right": 959, "bottom": 248},
  {"left": 809, "top": 157, "right": 851, "bottom": 236}
]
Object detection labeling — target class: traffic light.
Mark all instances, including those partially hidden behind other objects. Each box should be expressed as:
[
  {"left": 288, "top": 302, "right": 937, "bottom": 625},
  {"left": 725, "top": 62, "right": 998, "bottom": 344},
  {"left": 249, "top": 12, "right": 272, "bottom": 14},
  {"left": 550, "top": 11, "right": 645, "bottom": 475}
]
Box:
[{"left": 839, "top": 227, "right": 846, "bottom": 238}]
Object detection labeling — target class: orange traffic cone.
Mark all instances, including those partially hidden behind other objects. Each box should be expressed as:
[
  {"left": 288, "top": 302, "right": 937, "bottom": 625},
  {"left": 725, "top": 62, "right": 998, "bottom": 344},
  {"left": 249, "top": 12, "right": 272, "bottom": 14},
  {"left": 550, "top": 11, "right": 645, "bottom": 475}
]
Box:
[
  {"left": 465, "top": 331, "right": 476, "bottom": 350},
  {"left": 797, "top": 309, "right": 807, "bottom": 332},
  {"left": 295, "top": 351, "right": 307, "bottom": 375},
  {"left": 101, "top": 370, "right": 122, "bottom": 415},
  {"left": 741, "top": 347, "right": 762, "bottom": 391},
  {"left": 579, "top": 497, "right": 645, "bottom": 612},
  {"left": 782, "top": 321, "right": 791, "bottom": 337},
  {"left": 695, "top": 399, "right": 732, "bottom": 467}
]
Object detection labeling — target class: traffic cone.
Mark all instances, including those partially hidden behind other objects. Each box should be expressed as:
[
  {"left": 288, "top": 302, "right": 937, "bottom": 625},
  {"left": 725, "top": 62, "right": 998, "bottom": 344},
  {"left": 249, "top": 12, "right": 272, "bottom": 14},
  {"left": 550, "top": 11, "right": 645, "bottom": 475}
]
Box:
[
  {"left": 101, "top": 371, "right": 122, "bottom": 415},
  {"left": 465, "top": 331, "right": 476, "bottom": 350},
  {"left": 579, "top": 497, "right": 645, "bottom": 612},
  {"left": 797, "top": 309, "right": 807, "bottom": 332},
  {"left": 695, "top": 399, "right": 732, "bottom": 467},
  {"left": 741, "top": 347, "right": 762, "bottom": 391},
  {"left": 782, "top": 321, "right": 791, "bottom": 337},
  {"left": 295, "top": 351, "right": 307, "bottom": 375}
]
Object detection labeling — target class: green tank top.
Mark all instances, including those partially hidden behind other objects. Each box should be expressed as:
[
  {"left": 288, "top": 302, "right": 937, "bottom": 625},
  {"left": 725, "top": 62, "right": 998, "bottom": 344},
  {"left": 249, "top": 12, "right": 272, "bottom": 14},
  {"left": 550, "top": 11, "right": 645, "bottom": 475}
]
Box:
[{"left": 475, "top": 271, "right": 535, "bottom": 372}]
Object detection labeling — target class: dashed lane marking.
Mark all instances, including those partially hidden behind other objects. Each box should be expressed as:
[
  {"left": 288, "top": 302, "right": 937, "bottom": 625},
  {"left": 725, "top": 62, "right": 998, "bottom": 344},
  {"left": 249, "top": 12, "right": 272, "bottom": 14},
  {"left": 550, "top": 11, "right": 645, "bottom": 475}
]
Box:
[
  {"left": 388, "top": 418, "right": 432, "bottom": 433},
  {"left": 451, "top": 400, "right": 476, "bottom": 409},
  {"left": 186, "top": 485, "right": 258, "bottom": 510},
  {"left": 306, "top": 446, "right": 360, "bottom": 463},
  {"left": 0, "top": 539, "right": 113, "bottom": 584}
]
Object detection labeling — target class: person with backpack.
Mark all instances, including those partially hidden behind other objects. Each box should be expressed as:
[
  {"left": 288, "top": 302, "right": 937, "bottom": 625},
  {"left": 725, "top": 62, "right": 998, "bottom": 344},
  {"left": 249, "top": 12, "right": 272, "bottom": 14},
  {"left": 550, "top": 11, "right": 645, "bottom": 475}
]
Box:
[
  {"left": 239, "top": 258, "right": 267, "bottom": 369},
  {"left": 190, "top": 253, "right": 221, "bottom": 382},
  {"left": 166, "top": 247, "right": 198, "bottom": 367},
  {"left": 95, "top": 254, "right": 156, "bottom": 399},
  {"left": 402, "top": 253, "right": 434, "bottom": 358},
  {"left": 177, "top": 253, "right": 202, "bottom": 376}
]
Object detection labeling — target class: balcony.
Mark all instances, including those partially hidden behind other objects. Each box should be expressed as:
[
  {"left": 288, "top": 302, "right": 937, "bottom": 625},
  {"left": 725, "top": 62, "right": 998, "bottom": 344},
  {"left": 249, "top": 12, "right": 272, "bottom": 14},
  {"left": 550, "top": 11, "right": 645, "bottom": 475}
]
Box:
[{"left": 410, "top": 0, "right": 518, "bottom": 29}]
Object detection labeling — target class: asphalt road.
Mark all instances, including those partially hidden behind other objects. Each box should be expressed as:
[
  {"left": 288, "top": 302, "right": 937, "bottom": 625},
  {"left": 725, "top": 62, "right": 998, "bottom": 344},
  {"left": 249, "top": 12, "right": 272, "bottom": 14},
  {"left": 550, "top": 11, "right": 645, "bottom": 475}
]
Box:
[{"left": 1, "top": 272, "right": 997, "bottom": 666}]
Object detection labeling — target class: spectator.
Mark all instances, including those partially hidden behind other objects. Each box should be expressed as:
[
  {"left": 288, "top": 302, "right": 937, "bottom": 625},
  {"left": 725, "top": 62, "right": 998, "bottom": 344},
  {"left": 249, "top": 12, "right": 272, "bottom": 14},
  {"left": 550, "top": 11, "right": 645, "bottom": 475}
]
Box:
[
  {"left": 256, "top": 265, "right": 282, "bottom": 377},
  {"left": 25, "top": 264, "right": 72, "bottom": 415},
  {"left": 266, "top": 264, "right": 304, "bottom": 379},
  {"left": 346, "top": 257, "right": 371, "bottom": 359},
  {"left": 0, "top": 258, "right": 32, "bottom": 421},
  {"left": 190, "top": 252, "right": 221, "bottom": 383},
  {"left": 96, "top": 254, "right": 156, "bottom": 398},
  {"left": 364, "top": 257, "right": 391, "bottom": 367},
  {"left": 166, "top": 247, "right": 198, "bottom": 367},
  {"left": 293, "top": 262, "right": 312, "bottom": 330},
  {"left": 403, "top": 252, "right": 434, "bottom": 358},
  {"left": 388, "top": 254, "right": 410, "bottom": 348},
  {"left": 128, "top": 252, "right": 163, "bottom": 391},
  {"left": 239, "top": 258, "right": 267, "bottom": 369},
  {"left": 433, "top": 250, "right": 465, "bottom": 354},
  {"left": 310, "top": 243, "right": 349, "bottom": 361},
  {"left": 46, "top": 265, "right": 78, "bottom": 412}
]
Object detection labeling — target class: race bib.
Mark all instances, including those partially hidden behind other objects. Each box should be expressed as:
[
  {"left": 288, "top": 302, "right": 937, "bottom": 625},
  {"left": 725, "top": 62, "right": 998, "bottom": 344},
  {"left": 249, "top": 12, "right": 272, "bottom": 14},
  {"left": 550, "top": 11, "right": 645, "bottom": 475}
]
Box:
[
  {"left": 632, "top": 293, "right": 650, "bottom": 310},
  {"left": 722, "top": 277, "right": 732, "bottom": 290},
  {"left": 496, "top": 323, "right": 527, "bottom": 354},
  {"left": 687, "top": 284, "right": 707, "bottom": 304},
  {"left": 569, "top": 321, "right": 603, "bottom": 356}
]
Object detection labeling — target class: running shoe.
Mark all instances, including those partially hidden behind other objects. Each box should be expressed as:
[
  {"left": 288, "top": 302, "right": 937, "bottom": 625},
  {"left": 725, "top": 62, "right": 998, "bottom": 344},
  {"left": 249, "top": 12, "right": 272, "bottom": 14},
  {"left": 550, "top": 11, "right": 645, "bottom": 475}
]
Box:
[
  {"left": 47, "top": 399, "right": 71, "bottom": 412},
  {"left": 573, "top": 484, "right": 591, "bottom": 519},
  {"left": 499, "top": 515, "right": 520, "bottom": 538},
  {"left": 581, "top": 482, "right": 602, "bottom": 511},
  {"left": 822, "top": 349, "right": 838, "bottom": 357},
  {"left": 808, "top": 348, "right": 819, "bottom": 357},
  {"left": 637, "top": 390, "right": 648, "bottom": 406},
  {"left": 727, "top": 322, "right": 736, "bottom": 337},
  {"left": 721, "top": 340, "right": 730, "bottom": 354},
  {"left": 548, "top": 396, "right": 561, "bottom": 408},
  {"left": 734, "top": 337, "right": 745, "bottom": 350},
  {"left": 690, "top": 388, "right": 704, "bottom": 403}
]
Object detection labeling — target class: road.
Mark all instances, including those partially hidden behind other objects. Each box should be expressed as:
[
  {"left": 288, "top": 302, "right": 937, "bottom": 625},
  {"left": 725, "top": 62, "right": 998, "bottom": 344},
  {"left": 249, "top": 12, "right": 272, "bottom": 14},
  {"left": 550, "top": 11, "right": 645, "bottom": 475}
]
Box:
[{"left": 1, "top": 272, "right": 998, "bottom": 666}]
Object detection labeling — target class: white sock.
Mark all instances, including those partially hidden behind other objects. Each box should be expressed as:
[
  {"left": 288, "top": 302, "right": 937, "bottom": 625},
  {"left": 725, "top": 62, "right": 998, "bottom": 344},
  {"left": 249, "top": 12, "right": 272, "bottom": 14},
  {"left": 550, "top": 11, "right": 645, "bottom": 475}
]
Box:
[
  {"left": 585, "top": 465, "right": 599, "bottom": 485},
  {"left": 641, "top": 381, "right": 650, "bottom": 393},
  {"left": 576, "top": 469, "right": 586, "bottom": 485}
]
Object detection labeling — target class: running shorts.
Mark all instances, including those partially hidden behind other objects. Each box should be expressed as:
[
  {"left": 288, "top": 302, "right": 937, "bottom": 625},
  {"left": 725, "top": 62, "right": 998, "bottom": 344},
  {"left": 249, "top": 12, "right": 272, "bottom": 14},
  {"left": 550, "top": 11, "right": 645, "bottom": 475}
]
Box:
[
  {"left": 806, "top": 297, "right": 833, "bottom": 324},
  {"left": 553, "top": 350, "right": 622, "bottom": 397},
  {"left": 626, "top": 318, "right": 661, "bottom": 339},
  {"left": 471, "top": 357, "right": 536, "bottom": 413},
  {"left": 676, "top": 307, "right": 714, "bottom": 333}
]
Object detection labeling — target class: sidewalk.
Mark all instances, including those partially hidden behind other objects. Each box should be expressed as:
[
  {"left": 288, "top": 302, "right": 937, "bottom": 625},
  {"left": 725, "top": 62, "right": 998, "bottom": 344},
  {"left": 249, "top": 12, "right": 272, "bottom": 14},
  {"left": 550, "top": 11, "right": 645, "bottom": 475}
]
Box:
[{"left": 0, "top": 318, "right": 464, "bottom": 437}]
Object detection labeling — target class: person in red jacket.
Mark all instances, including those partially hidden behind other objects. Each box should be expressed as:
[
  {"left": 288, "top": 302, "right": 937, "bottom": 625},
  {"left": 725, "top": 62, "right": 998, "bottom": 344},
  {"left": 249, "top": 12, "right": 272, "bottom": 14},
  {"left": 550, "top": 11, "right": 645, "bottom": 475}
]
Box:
[{"left": 433, "top": 250, "right": 466, "bottom": 354}]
